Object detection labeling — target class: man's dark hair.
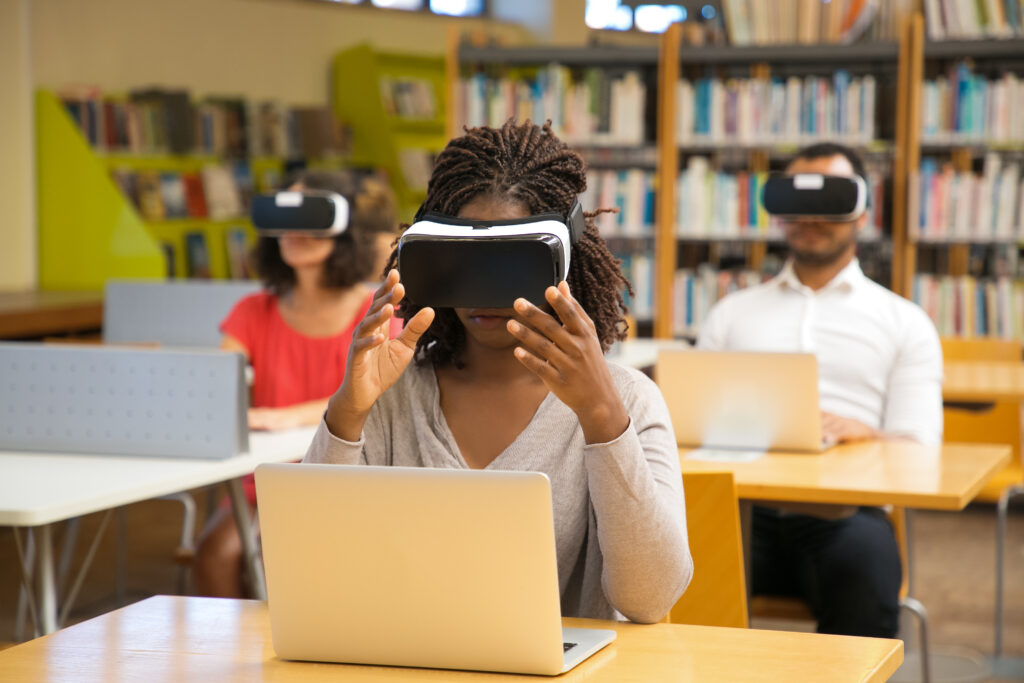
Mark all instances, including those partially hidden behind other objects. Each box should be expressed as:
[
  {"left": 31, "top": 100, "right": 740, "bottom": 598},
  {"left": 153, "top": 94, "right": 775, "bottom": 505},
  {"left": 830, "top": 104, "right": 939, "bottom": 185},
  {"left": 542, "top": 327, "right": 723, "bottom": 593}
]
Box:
[
  {"left": 255, "top": 170, "right": 397, "bottom": 295},
  {"left": 386, "top": 119, "right": 633, "bottom": 368},
  {"left": 790, "top": 142, "right": 867, "bottom": 180}
]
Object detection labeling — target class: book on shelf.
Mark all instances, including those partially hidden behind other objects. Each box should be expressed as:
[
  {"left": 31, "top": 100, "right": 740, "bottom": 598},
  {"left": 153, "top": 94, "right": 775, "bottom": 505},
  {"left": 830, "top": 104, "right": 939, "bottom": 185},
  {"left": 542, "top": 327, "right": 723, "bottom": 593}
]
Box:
[
  {"left": 459, "top": 66, "right": 647, "bottom": 146},
  {"left": 135, "top": 171, "right": 166, "bottom": 221},
  {"left": 159, "top": 172, "right": 188, "bottom": 219},
  {"left": 159, "top": 242, "right": 176, "bottom": 279},
  {"left": 201, "top": 165, "right": 244, "bottom": 220},
  {"left": 184, "top": 231, "right": 213, "bottom": 279},
  {"left": 721, "top": 0, "right": 913, "bottom": 45},
  {"left": 912, "top": 153, "right": 1024, "bottom": 241},
  {"left": 675, "top": 156, "right": 889, "bottom": 239},
  {"left": 673, "top": 265, "right": 770, "bottom": 337},
  {"left": 618, "top": 253, "right": 655, "bottom": 323},
  {"left": 225, "top": 227, "right": 253, "bottom": 280},
  {"left": 397, "top": 148, "right": 435, "bottom": 191},
  {"left": 924, "top": 0, "right": 1024, "bottom": 40},
  {"left": 583, "top": 169, "right": 656, "bottom": 237},
  {"left": 182, "top": 172, "right": 209, "bottom": 218},
  {"left": 921, "top": 64, "right": 1024, "bottom": 144},
  {"left": 677, "top": 72, "right": 877, "bottom": 146},
  {"left": 913, "top": 274, "right": 1024, "bottom": 339}
]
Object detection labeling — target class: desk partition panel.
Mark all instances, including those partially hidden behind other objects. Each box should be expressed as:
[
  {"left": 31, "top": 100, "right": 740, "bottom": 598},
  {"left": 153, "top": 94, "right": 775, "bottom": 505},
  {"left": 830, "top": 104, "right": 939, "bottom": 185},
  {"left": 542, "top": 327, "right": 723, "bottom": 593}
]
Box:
[
  {"left": 0, "top": 344, "right": 248, "bottom": 459},
  {"left": 103, "top": 280, "right": 261, "bottom": 348}
]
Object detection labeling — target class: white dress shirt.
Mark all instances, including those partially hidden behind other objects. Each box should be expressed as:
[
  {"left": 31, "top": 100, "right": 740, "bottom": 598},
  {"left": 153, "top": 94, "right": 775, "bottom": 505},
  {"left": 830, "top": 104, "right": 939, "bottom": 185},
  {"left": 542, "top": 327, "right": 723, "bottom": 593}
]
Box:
[{"left": 697, "top": 258, "right": 943, "bottom": 445}]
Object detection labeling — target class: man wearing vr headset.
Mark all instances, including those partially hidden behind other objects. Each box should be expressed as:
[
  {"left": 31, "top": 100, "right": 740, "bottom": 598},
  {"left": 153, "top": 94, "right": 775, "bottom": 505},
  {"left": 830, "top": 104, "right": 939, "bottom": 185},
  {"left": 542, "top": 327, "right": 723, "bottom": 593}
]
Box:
[
  {"left": 698, "top": 143, "right": 942, "bottom": 639},
  {"left": 303, "top": 120, "right": 693, "bottom": 624}
]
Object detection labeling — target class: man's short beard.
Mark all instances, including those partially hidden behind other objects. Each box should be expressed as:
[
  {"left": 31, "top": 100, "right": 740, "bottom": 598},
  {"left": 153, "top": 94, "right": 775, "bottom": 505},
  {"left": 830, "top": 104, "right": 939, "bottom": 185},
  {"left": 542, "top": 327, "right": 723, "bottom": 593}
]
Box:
[{"left": 790, "top": 234, "right": 857, "bottom": 267}]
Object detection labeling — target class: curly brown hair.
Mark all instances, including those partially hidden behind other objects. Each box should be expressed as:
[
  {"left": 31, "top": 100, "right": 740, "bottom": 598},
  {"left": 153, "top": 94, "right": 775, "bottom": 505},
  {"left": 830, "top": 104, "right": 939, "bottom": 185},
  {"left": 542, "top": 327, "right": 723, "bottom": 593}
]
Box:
[
  {"left": 255, "top": 170, "right": 397, "bottom": 295},
  {"left": 388, "top": 119, "right": 632, "bottom": 368}
]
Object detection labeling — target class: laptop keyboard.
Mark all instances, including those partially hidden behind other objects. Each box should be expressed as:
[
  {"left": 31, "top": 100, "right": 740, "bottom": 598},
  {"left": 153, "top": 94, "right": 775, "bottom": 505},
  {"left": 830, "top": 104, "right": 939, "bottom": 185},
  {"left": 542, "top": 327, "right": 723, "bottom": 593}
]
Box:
[{"left": 563, "top": 642, "right": 577, "bottom": 652}]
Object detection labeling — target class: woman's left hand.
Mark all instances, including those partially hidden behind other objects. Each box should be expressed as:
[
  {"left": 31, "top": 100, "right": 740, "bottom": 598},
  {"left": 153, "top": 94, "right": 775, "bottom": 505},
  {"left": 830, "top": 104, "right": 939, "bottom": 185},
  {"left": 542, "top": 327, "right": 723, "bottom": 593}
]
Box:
[{"left": 507, "top": 281, "right": 630, "bottom": 445}]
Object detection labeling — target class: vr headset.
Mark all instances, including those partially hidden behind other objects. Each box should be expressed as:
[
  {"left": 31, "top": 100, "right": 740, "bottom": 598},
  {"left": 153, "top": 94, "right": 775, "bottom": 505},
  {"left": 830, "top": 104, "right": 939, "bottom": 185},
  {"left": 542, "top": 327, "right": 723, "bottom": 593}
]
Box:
[
  {"left": 251, "top": 190, "right": 349, "bottom": 236},
  {"left": 762, "top": 174, "right": 868, "bottom": 222},
  {"left": 397, "top": 200, "right": 586, "bottom": 309}
]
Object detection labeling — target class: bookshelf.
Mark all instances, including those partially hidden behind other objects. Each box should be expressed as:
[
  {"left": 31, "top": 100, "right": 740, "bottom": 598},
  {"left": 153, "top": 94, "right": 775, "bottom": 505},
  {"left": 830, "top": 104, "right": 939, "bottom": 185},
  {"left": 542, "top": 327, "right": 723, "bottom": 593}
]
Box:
[
  {"left": 333, "top": 45, "right": 449, "bottom": 222},
  {"left": 447, "top": 18, "right": 1023, "bottom": 343},
  {"left": 907, "top": 34, "right": 1024, "bottom": 340}
]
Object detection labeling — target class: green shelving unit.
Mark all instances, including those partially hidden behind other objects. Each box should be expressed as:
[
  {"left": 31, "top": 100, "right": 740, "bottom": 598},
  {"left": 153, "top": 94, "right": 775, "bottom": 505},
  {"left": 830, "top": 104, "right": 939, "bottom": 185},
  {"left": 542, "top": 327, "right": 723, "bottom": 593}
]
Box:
[
  {"left": 333, "top": 45, "right": 448, "bottom": 222},
  {"left": 36, "top": 90, "right": 165, "bottom": 291}
]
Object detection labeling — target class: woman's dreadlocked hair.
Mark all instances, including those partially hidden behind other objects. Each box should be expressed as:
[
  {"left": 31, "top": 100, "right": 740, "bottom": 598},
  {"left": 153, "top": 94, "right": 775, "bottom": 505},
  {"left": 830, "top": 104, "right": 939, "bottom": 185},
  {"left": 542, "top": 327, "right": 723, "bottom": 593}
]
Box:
[{"left": 388, "top": 119, "right": 633, "bottom": 368}]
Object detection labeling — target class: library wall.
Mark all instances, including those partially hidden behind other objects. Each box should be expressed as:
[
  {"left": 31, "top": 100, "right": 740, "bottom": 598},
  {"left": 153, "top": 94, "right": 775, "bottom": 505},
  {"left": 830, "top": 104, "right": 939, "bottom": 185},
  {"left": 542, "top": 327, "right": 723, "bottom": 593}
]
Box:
[
  {"left": 29, "top": 0, "right": 533, "bottom": 104},
  {"left": 0, "top": 0, "right": 36, "bottom": 291}
]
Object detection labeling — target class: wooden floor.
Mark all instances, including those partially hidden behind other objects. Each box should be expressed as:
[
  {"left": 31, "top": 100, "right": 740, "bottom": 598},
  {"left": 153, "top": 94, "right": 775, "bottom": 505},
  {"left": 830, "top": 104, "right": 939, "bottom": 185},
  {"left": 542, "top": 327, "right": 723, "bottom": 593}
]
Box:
[{"left": 2, "top": 489, "right": 1022, "bottom": 679}]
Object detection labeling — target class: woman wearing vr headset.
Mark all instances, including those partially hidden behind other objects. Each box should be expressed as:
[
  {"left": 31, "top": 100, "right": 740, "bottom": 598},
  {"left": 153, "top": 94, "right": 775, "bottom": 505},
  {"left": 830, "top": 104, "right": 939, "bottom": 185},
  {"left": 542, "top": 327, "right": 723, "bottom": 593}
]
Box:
[
  {"left": 304, "top": 120, "right": 693, "bottom": 624},
  {"left": 194, "top": 170, "right": 401, "bottom": 598}
]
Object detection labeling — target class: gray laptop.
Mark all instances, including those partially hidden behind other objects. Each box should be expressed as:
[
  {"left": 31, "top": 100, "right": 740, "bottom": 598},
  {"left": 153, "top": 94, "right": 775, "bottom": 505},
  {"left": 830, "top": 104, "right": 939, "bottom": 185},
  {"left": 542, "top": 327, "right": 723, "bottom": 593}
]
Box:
[{"left": 255, "top": 463, "right": 616, "bottom": 675}]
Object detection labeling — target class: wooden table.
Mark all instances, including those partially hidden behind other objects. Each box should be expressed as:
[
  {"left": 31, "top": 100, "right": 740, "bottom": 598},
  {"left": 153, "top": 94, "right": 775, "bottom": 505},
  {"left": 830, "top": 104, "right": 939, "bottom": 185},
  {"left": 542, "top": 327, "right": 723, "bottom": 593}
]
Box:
[
  {"left": 0, "top": 596, "right": 904, "bottom": 682},
  {"left": 679, "top": 441, "right": 1011, "bottom": 510},
  {"left": 943, "top": 361, "right": 1024, "bottom": 403},
  {"left": 0, "top": 290, "right": 103, "bottom": 339}
]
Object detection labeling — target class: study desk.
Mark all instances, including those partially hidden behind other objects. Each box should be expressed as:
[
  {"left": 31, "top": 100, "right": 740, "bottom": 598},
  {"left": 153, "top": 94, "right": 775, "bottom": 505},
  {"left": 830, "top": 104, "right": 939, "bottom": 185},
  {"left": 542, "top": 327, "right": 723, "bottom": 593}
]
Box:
[
  {"left": 943, "top": 361, "right": 1024, "bottom": 403},
  {"left": 0, "top": 426, "right": 317, "bottom": 635},
  {"left": 0, "top": 290, "right": 104, "bottom": 339},
  {"left": 0, "top": 595, "right": 905, "bottom": 682},
  {"left": 679, "top": 441, "right": 1011, "bottom": 510}
]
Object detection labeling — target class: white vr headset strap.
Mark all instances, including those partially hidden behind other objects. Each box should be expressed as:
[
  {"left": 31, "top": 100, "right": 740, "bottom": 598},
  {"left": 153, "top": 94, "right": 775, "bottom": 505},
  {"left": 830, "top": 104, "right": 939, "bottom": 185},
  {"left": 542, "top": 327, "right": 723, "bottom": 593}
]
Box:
[{"left": 272, "top": 190, "right": 350, "bottom": 233}]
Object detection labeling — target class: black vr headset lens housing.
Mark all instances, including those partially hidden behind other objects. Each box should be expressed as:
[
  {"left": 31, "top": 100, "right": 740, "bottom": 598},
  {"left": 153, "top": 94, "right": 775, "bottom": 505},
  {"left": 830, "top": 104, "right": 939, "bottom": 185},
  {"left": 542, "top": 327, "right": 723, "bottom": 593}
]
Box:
[
  {"left": 251, "top": 190, "right": 349, "bottom": 236},
  {"left": 762, "top": 174, "right": 868, "bottom": 222},
  {"left": 398, "top": 200, "right": 585, "bottom": 309}
]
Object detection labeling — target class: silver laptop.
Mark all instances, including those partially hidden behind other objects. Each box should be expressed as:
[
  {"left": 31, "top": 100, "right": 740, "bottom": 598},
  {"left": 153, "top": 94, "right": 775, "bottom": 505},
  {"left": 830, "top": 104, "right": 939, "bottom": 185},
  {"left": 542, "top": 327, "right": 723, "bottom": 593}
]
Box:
[
  {"left": 656, "top": 349, "right": 830, "bottom": 453},
  {"left": 255, "top": 463, "right": 616, "bottom": 675}
]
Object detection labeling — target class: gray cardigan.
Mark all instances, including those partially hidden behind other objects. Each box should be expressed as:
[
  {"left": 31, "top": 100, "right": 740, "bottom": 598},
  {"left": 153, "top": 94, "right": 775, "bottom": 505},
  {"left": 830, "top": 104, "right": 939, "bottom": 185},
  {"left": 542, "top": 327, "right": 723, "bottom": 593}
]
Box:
[{"left": 304, "top": 361, "right": 692, "bottom": 623}]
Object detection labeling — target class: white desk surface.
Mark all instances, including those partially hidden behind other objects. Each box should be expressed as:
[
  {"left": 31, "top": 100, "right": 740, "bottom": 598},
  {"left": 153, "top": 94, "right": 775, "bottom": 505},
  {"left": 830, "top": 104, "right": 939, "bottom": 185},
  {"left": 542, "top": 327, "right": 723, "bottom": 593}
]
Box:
[
  {"left": 606, "top": 338, "right": 691, "bottom": 370},
  {"left": 0, "top": 427, "right": 317, "bottom": 527}
]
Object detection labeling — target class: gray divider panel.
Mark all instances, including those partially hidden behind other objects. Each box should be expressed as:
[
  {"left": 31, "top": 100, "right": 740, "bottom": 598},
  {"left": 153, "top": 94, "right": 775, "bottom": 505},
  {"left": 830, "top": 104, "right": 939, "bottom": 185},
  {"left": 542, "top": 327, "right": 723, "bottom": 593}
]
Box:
[
  {"left": 103, "top": 280, "right": 262, "bottom": 348},
  {"left": 0, "top": 344, "right": 249, "bottom": 459}
]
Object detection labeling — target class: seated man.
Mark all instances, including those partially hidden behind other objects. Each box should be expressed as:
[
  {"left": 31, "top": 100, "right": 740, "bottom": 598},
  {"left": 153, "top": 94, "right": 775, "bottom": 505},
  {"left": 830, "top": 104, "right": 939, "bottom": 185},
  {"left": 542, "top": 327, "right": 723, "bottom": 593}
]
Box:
[{"left": 697, "top": 142, "right": 943, "bottom": 638}]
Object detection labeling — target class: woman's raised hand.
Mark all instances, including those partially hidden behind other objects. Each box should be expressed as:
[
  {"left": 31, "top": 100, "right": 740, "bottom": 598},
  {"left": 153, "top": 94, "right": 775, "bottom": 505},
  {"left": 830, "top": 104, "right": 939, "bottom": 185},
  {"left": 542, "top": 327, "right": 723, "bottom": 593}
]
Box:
[{"left": 326, "top": 270, "right": 434, "bottom": 441}]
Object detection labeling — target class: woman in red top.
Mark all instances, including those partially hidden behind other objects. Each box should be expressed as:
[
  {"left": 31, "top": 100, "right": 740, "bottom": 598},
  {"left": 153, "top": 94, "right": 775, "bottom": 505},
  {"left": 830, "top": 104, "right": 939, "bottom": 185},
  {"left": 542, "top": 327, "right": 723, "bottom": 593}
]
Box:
[{"left": 194, "top": 170, "right": 401, "bottom": 597}]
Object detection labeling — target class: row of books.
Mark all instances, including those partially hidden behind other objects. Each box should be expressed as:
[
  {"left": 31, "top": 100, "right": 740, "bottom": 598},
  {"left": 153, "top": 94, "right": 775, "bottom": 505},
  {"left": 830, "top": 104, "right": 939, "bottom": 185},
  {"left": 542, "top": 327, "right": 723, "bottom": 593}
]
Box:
[
  {"left": 921, "top": 66, "right": 1024, "bottom": 143},
  {"left": 721, "top": 0, "right": 913, "bottom": 46},
  {"left": 111, "top": 163, "right": 259, "bottom": 222},
  {"left": 60, "top": 87, "right": 343, "bottom": 159},
  {"left": 676, "top": 157, "right": 887, "bottom": 238},
  {"left": 159, "top": 229, "right": 253, "bottom": 281},
  {"left": 678, "top": 73, "right": 878, "bottom": 146},
  {"left": 379, "top": 76, "right": 438, "bottom": 120},
  {"left": 673, "top": 266, "right": 768, "bottom": 337},
  {"left": 458, "top": 67, "right": 647, "bottom": 145},
  {"left": 913, "top": 154, "right": 1024, "bottom": 241},
  {"left": 924, "top": 0, "right": 1024, "bottom": 39},
  {"left": 913, "top": 274, "right": 1024, "bottom": 339},
  {"left": 582, "top": 169, "right": 656, "bottom": 237}
]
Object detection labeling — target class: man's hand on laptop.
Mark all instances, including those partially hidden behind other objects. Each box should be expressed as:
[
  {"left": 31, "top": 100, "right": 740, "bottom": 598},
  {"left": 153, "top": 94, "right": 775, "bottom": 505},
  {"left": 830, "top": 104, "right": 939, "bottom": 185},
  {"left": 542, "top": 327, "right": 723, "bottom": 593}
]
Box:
[
  {"left": 821, "top": 412, "right": 878, "bottom": 445},
  {"left": 327, "top": 270, "right": 435, "bottom": 442}
]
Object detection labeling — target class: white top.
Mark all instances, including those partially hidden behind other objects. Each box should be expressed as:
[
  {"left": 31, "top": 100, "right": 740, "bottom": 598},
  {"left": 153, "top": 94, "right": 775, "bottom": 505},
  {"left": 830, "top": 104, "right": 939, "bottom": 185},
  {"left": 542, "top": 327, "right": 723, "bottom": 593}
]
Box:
[
  {"left": 0, "top": 427, "right": 316, "bottom": 527},
  {"left": 697, "top": 259, "right": 943, "bottom": 445}
]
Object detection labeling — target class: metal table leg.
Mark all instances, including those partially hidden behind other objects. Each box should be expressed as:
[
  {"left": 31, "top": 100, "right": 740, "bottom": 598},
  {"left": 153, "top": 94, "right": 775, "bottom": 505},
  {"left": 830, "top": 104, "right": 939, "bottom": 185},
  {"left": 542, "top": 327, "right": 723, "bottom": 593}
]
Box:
[
  {"left": 226, "top": 477, "right": 266, "bottom": 600},
  {"left": 33, "top": 524, "right": 58, "bottom": 635}
]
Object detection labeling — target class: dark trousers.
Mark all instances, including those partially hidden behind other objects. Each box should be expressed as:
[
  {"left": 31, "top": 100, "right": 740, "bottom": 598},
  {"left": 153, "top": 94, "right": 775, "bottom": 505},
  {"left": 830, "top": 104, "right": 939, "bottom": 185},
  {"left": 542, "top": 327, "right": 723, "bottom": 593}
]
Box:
[{"left": 752, "top": 505, "right": 902, "bottom": 639}]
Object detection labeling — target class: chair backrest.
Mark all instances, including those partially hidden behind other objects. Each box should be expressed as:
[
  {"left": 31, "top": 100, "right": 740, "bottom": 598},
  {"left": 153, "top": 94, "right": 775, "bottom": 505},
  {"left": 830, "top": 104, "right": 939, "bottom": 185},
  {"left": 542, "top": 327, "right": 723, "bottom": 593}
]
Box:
[
  {"left": 668, "top": 470, "right": 748, "bottom": 628},
  {"left": 940, "top": 337, "right": 1022, "bottom": 362},
  {"left": 103, "top": 279, "right": 262, "bottom": 348},
  {"left": 0, "top": 343, "right": 248, "bottom": 459}
]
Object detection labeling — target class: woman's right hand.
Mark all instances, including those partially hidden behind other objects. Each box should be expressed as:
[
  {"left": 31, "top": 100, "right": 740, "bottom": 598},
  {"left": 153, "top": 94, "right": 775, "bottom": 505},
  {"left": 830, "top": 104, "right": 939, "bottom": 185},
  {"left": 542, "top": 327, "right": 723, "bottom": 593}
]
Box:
[{"left": 326, "top": 270, "right": 434, "bottom": 441}]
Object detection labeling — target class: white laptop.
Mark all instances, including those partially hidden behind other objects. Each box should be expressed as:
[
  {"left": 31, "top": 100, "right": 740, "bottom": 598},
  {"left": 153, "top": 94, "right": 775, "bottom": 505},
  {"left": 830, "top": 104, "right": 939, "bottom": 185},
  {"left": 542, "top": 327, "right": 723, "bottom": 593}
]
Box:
[
  {"left": 254, "top": 463, "right": 617, "bottom": 675},
  {"left": 656, "top": 349, "right": 831, "bottom": 453}
]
